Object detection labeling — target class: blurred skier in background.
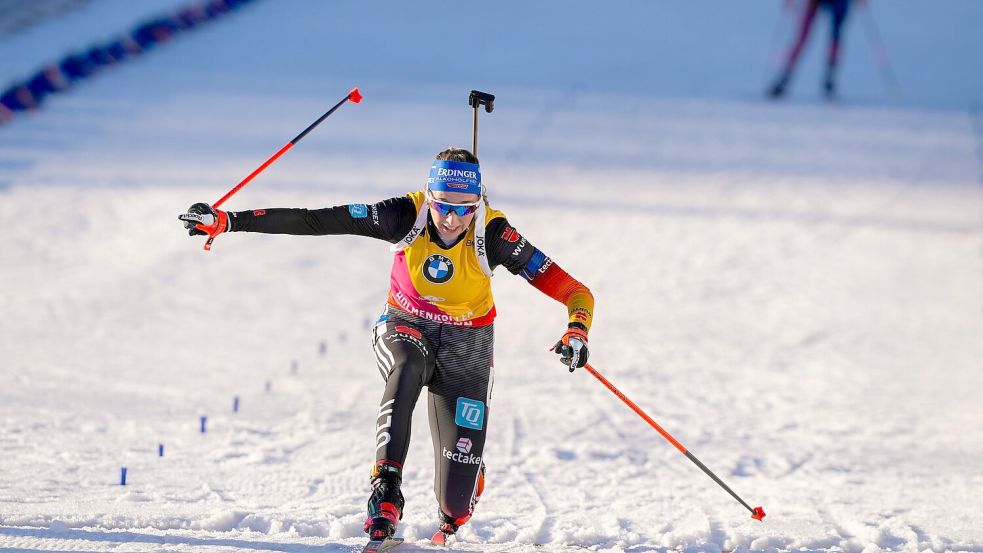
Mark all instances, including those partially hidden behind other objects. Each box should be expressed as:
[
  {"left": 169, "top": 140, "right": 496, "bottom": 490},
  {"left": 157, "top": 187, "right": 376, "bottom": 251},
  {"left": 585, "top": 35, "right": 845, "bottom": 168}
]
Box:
[
  {"left": 769, "top": 0, "right": 864, "bottom": 99},
  {"left": 178, "top": 147, "right": 594, "bottom": 544}
]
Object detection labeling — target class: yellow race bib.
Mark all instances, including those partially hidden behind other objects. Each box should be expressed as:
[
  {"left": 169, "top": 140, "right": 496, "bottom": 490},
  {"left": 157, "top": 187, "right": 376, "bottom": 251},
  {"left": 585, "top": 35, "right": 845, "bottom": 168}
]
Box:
[{"left": 387, "top": 191, "right": 503, "bottom": 326}]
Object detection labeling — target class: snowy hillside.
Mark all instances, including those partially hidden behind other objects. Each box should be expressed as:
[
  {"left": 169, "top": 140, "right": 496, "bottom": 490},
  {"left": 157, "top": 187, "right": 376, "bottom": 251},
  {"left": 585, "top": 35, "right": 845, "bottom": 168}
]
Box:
[{"left": 1, "top": 1, "right": 982, "bottom": 552}]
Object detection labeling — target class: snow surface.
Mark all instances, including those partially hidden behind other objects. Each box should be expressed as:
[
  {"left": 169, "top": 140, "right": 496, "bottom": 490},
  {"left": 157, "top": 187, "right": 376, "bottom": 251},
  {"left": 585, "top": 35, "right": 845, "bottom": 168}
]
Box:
[{"left": 1, "top": 1, "right": 983, "bottom": 552}]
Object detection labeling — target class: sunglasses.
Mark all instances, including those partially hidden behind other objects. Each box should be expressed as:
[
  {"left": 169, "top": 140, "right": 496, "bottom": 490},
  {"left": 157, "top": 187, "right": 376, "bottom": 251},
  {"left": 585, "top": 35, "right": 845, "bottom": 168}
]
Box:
[{"left": 428, "top": 193, "right": 480, "bottom": 217}]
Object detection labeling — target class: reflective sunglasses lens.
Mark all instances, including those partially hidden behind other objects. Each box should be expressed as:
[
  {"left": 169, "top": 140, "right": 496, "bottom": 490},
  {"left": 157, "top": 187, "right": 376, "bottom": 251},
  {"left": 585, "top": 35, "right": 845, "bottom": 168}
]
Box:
[
  {"left": 432, "top": 202, "right": 453, "bottom": 216},
  {"left": 433, "top": 202, "right": 477, "bottom": 217}
]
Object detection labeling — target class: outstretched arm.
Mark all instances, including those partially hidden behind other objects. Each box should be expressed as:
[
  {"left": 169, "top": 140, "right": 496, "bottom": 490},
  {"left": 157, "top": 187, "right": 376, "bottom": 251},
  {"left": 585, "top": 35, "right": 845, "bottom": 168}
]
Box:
[{"left": 180, "top": 196, "right": 417, "bottom": 243}]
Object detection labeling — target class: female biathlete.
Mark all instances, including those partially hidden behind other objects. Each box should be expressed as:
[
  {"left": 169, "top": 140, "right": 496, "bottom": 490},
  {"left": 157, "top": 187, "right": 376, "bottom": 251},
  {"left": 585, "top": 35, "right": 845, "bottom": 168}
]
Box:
[{"left": 179, "top": 148, "right": 594, "bottom": 543}]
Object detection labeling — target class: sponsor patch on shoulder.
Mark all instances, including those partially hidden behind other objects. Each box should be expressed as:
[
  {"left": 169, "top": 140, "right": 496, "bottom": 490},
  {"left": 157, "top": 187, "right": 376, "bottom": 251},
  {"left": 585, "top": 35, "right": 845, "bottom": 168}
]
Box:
[
  {"left": 253, "top": 209, "right": 266, "bottom": 216},
  {"left": 348, "top": 203, "right": 368, "bottom": 218}
]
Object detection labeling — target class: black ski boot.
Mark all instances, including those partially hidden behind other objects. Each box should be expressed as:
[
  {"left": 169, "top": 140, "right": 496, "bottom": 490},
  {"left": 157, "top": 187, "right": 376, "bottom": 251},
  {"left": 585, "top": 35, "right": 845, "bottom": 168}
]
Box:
[
  {"left": 363, "top": 460, "right": 404, "bottom": 541},
  {"left": 823, "top": 67, "right": 837, "bottom": 99},
  {"left": 768, "top": 73, "right": 790, "bottom": 99}
]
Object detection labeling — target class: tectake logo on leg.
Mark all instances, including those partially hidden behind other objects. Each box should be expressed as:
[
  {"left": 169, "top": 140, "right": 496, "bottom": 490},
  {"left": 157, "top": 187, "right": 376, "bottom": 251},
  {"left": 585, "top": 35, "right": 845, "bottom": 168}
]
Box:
[
  {"left": 456, "top": 437, "right": 472, "bottom": 453},
  {"left": 455, "top": 398, "right": 485, "bottom": 430},
  {"left": 442, "top": 446, "right": 482, "bottom": 465}
]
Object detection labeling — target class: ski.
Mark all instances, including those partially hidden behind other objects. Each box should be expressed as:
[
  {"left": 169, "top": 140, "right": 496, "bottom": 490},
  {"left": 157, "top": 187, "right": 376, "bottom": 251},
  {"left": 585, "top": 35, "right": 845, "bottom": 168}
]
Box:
[
  {"left": 361, "top": 537, "right": 404, "bottom": 553},
  {"left": 430, "top": 530, "right": 450, "bottom": 545}
]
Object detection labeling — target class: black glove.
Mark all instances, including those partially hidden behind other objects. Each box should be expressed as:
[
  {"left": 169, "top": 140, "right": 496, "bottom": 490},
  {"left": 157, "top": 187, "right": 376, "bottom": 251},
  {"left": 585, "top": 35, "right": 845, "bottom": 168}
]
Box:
[
  {"left": 552, "top": 325, "right": 589, "bottom": 372},
  {"left": 178, "top": 203, "right": 227, "bottom": 236}
]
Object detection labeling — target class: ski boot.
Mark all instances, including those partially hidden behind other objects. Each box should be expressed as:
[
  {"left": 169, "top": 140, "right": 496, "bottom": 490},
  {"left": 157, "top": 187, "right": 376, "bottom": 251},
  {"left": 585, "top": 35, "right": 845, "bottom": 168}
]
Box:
[
  {"left": 364, "top": 460, "right": 405, "bottom": 541},
  {"left": 431, "top": 463, "right": 485, "bottom": 545},
  {"left": 768, "top": 73, "right": 790, "bottom": 99},
  {"left": 823, "top": 70, "right": 837, "bottom": 100}
]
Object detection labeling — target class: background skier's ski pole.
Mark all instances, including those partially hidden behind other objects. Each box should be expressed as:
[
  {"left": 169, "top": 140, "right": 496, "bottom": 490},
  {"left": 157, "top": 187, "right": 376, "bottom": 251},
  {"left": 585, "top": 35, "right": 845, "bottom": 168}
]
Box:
[
  {"left": 857, "top": 3, "right": 900, "bottom": 97},
  {"left": 763, "top": 0, "right": 798, "bottom": 82},
  {"left": 200, "top": 87, "right": 363, "bottom": 251},
  {"left": 583, "top": 362, "right": 766, "bottom": 521}
]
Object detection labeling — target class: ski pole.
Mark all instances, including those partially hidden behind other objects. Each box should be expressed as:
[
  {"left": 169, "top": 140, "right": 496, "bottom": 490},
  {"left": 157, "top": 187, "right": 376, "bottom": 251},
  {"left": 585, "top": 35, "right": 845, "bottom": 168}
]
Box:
[
  {"left": 200, "top": 87, "right": 363, "bottom": 251},
  {"left": 583, "top": 362, "right": 766, "bottom": 521},
  {"left": 857, "top": 3, "right": 900, "bottom": 98},
  {"left": 763, "top": 0, "right": 798, "bottom": 80}
]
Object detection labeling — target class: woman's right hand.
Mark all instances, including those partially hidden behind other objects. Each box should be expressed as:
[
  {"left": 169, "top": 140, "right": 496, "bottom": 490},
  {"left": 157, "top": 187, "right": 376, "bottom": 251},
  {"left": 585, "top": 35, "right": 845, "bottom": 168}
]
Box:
[{"left": 178, "top": 203, "right": 228, "bottom": 236}]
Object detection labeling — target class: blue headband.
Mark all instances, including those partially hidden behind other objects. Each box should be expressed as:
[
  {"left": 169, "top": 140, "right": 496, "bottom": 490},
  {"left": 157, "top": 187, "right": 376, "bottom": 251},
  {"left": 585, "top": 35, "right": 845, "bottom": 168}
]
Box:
[{"left": 427, "top": 160, "right": 482, "bottom": 195}]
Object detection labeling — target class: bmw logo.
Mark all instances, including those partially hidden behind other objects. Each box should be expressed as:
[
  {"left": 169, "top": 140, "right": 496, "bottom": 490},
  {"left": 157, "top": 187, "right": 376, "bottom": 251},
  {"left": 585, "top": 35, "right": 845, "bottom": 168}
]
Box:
[{"left": 423, "top": 254, "right": 454, "bottom": 284}]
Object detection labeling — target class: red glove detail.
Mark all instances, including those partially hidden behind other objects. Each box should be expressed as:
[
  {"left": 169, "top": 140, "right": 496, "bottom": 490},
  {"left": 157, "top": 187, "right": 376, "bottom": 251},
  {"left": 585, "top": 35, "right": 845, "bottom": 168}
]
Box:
[
  {"left": 558, "top": 326, "right": 588, "bottom": 346},
  {"left": 195, "top": 208, "right": 228, "bottom": 235}
]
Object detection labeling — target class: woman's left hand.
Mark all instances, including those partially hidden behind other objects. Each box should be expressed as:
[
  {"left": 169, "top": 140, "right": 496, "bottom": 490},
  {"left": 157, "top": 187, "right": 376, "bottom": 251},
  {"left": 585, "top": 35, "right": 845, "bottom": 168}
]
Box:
[{"left": 553, "top": 326, "right": 589, "bottom": 372}]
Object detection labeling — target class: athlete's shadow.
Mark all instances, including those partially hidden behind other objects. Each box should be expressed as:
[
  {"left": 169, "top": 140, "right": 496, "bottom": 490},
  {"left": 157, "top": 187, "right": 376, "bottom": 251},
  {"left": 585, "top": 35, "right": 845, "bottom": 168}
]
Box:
[{"left": 0, "top": 525, "right": 350, "bottom": 552}]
